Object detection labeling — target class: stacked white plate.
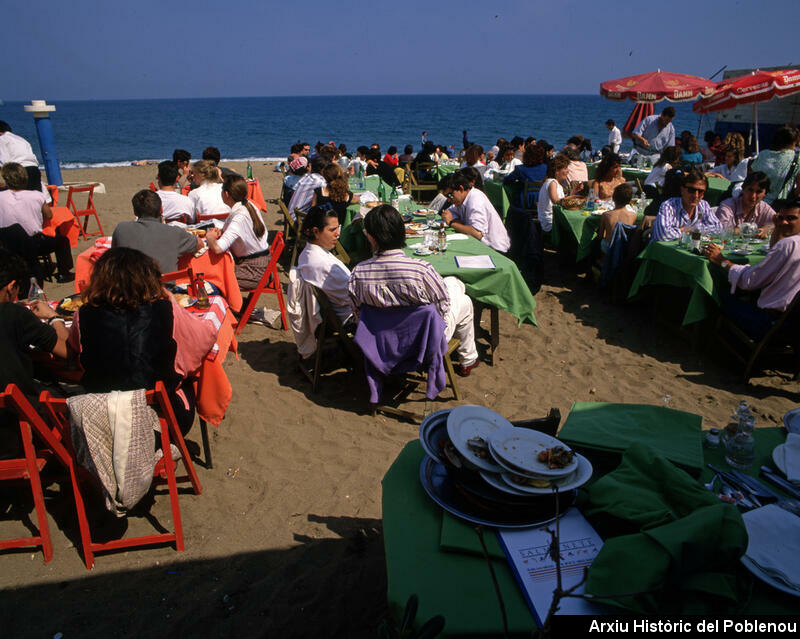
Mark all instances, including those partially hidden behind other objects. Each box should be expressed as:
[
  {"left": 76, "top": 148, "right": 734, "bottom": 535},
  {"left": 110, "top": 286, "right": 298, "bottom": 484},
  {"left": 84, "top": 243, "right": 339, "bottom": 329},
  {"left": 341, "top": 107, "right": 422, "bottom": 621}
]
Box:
[{"left": 444, "top": 405, "right": 593, "bottom": 496}]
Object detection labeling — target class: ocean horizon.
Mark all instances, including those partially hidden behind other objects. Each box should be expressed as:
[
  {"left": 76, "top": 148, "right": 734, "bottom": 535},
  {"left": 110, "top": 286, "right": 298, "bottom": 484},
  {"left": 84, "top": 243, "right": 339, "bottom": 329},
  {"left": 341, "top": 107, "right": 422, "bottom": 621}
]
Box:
[{"left": 0, "top": 95, "right": 705, "bottom": 168}]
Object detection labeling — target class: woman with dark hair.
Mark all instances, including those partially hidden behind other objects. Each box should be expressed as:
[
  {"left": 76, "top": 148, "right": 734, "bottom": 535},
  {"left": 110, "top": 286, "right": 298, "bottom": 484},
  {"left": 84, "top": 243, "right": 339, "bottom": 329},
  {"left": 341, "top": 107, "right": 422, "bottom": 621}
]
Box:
[
  {"left": 458, "top": 166, "right": 485, "bottom": 192},
  {"left": 383, "top": 146, "right": 399, "bottom": 167},
  {"left": 715, "top": 172, "right": 775, "bottom": 229},
  {"left": 644, "top": 146, "right": 681, "bottom": 191},
  {"left": 750, "top": 125, "right": 800, "bottom": 203},
  {"left": 311, "top": 163, "right": 360, "bottom": 225},
  {"left": 296, "top": 206, "right": 352, "bottom": 321},
  {"left": 206, "top": 174, "right": 270, "bottom": 289},
  {"left": 504, "top": 144, "right": 547, "bottom": 208},
  {"left": 680, "top": 136, "right": 703, "bottom": 166},
  {"left": 68, "top": 247, "right": 216, "bottom": 433},
  {"left": 460, "top": 144, "right": 486, "bottom": 170},
  {"left": 497, "top": 144, "right": 522, "bottom": 175},
  {"left": 706, "top": 145, "right": 745, "bottom": 182},
  {"left": 579, "top": 139, "right": 593, "bottom": 162},
  {"left": 591, "top": 153, "right": 625, "bottom": 200},
  {"left": 538, "top": 155, "right": 580, "bottom": 232}
]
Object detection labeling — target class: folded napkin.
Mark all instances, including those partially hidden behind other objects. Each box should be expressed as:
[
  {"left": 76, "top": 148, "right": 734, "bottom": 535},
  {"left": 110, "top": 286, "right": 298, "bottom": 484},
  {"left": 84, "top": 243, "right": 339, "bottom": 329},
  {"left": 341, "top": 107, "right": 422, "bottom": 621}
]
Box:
[
  {"left": 358, "top": 191, "right": 378, "bottom": 203},
  {"left": 785, "top": 433, "right": 800, "bottom": 483},
  {"left": 580, "top": 443, "right": 748, "bottom": 614},
  {"left": 742, "top": 504, "right": 800, "bottom": 594}
]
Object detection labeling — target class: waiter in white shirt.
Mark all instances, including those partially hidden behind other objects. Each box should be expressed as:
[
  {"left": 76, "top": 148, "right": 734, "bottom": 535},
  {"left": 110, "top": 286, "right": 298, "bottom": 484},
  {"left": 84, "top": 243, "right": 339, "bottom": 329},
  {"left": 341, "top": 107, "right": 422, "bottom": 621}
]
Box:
[
  {"left": 439, "top": 172, "right": 510, "bottom": 253},
  {"left": 605, "top": 119, "right": 622, "bottom": 154},
  {"left": 0, "top": 121, "right": 46, "bottom": 196}
]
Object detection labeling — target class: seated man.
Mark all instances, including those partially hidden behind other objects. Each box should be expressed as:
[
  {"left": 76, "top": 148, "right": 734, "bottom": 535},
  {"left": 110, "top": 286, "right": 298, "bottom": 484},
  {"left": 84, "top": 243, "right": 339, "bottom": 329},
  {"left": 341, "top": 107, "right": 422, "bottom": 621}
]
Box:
[
  {"left": 650, "top": 168, "right": 722, "bottom": 242},
  {"left": 598, "top": 184, "right": 637, "bottom": 253},
  {"left": 112, "top": 190, "right": 201, "bottom": 274},
  {"left": 365, "top": 148, "right": 401, "bottom": 187},
  {"left": 704, "top": 198, "right": 800, "bottom": 338},
  {"left": 716, "top": 172, "right": 776, "bottom": 230},
  {"left": 288, "top": 157, "right": 328, "bottom": 217},
  {"left": 439, "top": 173, "right": 511, "bottom": 253},
  {"left": 348, "top": 146, "right": 369, "bottom": 176},
  {"left": 348, "top": 205, "right": 479, "bottom": 376},
  {"left": 0, "top": 162, "right": 74, "bottom": 282},
  {"left": 0, "top": 249, "right": 68, "bottom": 458},
  {"left": 172, "top": 148, "right": 192, "bottom": 188},
  {"left": 155, "top": 161, "right": 195, "bottom": 223},
  {"left": 202, "top": 146, "right": 238, "bottom": 178}
]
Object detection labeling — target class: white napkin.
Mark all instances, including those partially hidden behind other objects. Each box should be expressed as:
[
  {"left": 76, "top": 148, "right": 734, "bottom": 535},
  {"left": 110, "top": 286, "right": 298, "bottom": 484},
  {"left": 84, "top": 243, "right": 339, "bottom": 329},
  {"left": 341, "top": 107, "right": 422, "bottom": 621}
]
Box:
[
  {"left": 785, "top": 433, "right": 800, "bottom": 483},
  {"left": 358, "top": 191, "right": 378, "bottom": 203},
  {"left": 742, "top": 504, "right": 800, "bottom": 593},
  {"left": 447, "top": 233, "right": 470, "bottom": 240}
]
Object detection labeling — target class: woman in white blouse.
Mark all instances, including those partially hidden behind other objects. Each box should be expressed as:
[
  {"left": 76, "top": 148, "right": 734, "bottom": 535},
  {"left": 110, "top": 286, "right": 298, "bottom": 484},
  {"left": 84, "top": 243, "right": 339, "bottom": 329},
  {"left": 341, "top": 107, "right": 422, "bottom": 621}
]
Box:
[
  {"left": 188, "top": 160, "right": 230, "bottom": 217},
  {"left": 206, "top": 174, "right": 270, "bottom": 289}
]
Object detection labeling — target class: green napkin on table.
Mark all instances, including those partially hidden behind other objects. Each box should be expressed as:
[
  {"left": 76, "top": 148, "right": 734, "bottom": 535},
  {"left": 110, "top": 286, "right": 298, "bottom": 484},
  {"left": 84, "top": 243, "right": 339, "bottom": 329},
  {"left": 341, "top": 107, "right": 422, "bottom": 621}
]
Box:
[
  {"left": 580, "top": 443, "right": 748, "bottom": 614},
  {"left": 559, "top": 402, "right": 705, "bottom": 474}
]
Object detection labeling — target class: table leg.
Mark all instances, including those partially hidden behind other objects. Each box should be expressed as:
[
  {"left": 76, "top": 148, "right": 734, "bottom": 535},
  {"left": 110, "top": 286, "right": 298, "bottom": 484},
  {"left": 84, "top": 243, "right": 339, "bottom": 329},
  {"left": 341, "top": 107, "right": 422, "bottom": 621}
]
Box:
[{"left": 473, "top": 301, "right": 500, "bottom": 366}]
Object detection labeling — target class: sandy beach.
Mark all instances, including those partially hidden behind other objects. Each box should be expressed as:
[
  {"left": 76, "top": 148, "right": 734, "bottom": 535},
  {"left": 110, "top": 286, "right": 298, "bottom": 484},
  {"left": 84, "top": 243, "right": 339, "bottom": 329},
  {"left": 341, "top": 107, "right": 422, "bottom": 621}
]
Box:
[{"left": 1, "top": 162, "right": 797, "bottom": 638}]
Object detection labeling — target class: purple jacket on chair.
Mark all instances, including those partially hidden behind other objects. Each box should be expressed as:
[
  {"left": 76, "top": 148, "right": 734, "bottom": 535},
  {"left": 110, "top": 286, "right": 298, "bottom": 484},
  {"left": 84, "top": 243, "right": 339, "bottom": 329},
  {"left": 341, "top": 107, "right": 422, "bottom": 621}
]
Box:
[{"left": 353, "top": 304, "right": 447, "bottom": 403}]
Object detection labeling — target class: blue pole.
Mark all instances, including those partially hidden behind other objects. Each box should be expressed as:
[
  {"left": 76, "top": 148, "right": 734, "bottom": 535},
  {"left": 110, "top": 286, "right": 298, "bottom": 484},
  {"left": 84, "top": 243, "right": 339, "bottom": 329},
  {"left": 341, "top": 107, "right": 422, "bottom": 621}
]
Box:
[{"left": 34, "top": 116, "right": 62, "bottom": 186}]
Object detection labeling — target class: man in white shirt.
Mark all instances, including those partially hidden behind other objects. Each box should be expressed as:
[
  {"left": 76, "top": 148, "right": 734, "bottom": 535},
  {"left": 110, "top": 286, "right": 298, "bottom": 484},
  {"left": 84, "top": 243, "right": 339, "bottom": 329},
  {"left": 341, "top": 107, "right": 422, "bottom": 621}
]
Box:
[
  {"left": 631, "top": 107, "right": 676, "bottom": 158},
  {"left": 155, "top": 161, "right": 195, "bottom": 223},
  {"left": 0, "top": 121, "right": 46, "bottom": 196},
  {"left": 606, "top": 119, "right": 622, "bottom": 154},
  {"left": 288, "top": 157, "right": 328, "bottom": 218},
  {"left": 439, "top": 173, "right": 511, "bottom": 253}
]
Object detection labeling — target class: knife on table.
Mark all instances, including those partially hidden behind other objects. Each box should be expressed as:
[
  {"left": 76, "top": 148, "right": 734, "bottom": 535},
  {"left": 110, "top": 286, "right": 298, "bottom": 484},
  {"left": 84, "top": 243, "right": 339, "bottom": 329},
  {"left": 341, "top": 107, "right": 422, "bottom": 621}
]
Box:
[
  {"left": 728, "top": 470, "right": 780, "bottom": 500},
  {"left": 707, "top": 464, "right": 764, "bottom": 506},
  {"left": 759, "top": 466, "right": 800, "bottom": 499}
]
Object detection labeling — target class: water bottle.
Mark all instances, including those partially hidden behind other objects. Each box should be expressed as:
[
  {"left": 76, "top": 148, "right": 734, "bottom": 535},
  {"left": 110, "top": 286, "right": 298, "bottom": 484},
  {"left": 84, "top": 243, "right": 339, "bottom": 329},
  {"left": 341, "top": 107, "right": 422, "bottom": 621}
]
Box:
[
  {"left": 437, "top": 226, "right": 447, "bottom": 252},
  {"left": 194, "top": 272, "right": 210, "bottom": 310},
  {"left": 391, "top": 186, "right": 399, "bottom": 210},
  {"left": 246, "top": 162, "right": 253, "bottom": 180}
]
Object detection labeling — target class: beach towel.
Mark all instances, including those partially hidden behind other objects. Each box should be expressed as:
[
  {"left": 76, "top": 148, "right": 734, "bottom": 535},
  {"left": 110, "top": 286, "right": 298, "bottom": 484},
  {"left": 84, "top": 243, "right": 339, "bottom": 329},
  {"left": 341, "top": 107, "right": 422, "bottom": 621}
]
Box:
[{"left": 67, "top": 389, "right": 159, "bottom": 517}]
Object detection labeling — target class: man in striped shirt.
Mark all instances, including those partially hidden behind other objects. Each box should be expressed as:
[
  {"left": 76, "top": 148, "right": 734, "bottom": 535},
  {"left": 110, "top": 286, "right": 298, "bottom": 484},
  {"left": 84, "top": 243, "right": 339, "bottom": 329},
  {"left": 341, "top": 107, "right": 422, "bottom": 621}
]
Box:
[
  {"left": 348, "top": 205, "right": 479, "bottom": 375},
  {"left": 650, "top": 168, "right": 722, "bottom": 242},
  {"left": 288, "top": 157, "right": 328, "bottom": 219}
]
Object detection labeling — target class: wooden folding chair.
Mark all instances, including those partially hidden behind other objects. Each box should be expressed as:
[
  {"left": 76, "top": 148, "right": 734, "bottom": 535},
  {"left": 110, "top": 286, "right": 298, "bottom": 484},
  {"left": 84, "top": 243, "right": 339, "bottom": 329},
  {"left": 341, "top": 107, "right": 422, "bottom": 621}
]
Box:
[
  {"left": 408, "top": 166, "right": 439, "bottom": 203},
  {"left": 290, "top": 209, "right": 308, "bottom": 268},
  {"left": 66, "top": 185, "right": 104, "bottom": 240},
  {"left": 714, "top": 292, "right": 800, "bottom": 382},
  {"left": 234, "top": 232, "right": 288, "bottom": 335},
  {"left": 521, "top": 180, "right": 543, "bottom": 213},
  {"left": 39, "top": 381, "right": 202, "bottom": 569},
  {"left": 0, "top": 384, "right": 75, "bottom": 563},
  {"left": 331, "top": 241, "right": 350, "bottom": 265},
  {"left": 297, "top": 285, "right": 361, "bottom": 392}
]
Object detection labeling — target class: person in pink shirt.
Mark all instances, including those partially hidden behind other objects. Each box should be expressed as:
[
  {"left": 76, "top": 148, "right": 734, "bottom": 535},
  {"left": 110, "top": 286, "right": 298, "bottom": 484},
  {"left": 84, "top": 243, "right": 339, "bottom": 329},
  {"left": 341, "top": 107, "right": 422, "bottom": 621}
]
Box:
[
  {"left": 704, "top": 197, "right": 800, "bottom": 338},
  {"left": 715, "top": 172, "right": 776, "bottom": 231}
]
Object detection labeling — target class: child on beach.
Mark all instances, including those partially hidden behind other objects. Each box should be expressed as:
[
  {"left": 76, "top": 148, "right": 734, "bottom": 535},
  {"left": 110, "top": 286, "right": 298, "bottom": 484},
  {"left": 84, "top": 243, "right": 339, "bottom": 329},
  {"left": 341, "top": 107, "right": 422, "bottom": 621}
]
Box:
[{"left": 597, "top": 183, "right": 637, "bottom": 253}]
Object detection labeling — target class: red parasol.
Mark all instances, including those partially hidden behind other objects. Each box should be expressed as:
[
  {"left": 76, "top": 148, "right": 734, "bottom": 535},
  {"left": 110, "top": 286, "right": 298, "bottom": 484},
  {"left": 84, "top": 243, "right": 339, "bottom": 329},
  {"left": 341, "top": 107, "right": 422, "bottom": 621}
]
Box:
[
  {"left": 601, "top": 69, "right": 716, "bottom": 103},
  {"left": 692, "top": 69, "right": 800, "bottom": 153},
  {"left": 692, "top": 69, "right": 800, "bottom": 113},
  {"left": 622, "top": 102, "right": 654, "bottom": 136}
]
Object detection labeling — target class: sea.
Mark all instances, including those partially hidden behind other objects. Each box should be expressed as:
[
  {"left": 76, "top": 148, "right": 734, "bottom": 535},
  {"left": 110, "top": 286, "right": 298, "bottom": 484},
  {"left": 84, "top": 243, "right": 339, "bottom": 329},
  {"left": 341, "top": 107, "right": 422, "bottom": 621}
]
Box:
[{"left": 0, "top": 95, "right": 704, "bottom": 168}]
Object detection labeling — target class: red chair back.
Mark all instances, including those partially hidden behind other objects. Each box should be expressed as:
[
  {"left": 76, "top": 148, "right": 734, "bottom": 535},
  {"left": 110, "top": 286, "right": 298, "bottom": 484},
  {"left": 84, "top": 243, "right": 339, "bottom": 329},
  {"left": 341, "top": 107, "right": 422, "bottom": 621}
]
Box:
[
  {"left": 0, "top": 384, "right": 74, "bottom": 563},
  {"left": 148, "top": 182, "right": 157, "bottom": 192},
  {"left": 196, "top": 212, "right": 230, "bottom": 223},
  {"left": 39, "top": 382, "right": 202, "bottom": 569},
  {"left": 46, "top": 184, "right": 59, "bottom": 206},
  {"left": 66, "top": 185, "right": 105, "bottom": 240},
  {"left": 234, "top": 232, "right": 287, "bottom": 335},
  {"left": 162, "top": 266, "right": 196, "bottom": 295}
]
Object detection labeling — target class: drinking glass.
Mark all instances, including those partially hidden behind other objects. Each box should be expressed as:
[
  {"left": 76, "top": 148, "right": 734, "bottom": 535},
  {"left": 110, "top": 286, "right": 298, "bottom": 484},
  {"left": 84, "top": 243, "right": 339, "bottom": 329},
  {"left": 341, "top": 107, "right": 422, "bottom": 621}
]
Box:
[{"left": 426, "top": 210, "right": 436, "bottom": 227}]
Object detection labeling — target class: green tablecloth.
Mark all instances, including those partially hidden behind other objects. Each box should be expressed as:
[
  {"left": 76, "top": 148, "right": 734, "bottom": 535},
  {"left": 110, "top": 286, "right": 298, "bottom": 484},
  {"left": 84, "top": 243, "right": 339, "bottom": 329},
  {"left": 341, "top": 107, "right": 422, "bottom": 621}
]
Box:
[
  {"left": 621, "top": 168, "right": 730, "bottom": 206},
  {"left": 628, "top": 239, "right": 765, "bottom": 325},
  {"left": 483, "top": 180, "right": 520, "bottom": 221},
  {"left": 348, "top": 175, "right": 380, "bottom": 194},
  {"left": 432, "top": 164, "right": 460, "bottom": 180},
  {"left": 551, "top": 205, "right": 644, "bottom": 262},
  {"left": 404, "top": 231, "right": 537, "bottom": 326},
  {"left": 382, "top": 418, "right": 795, "bottom": 635}
]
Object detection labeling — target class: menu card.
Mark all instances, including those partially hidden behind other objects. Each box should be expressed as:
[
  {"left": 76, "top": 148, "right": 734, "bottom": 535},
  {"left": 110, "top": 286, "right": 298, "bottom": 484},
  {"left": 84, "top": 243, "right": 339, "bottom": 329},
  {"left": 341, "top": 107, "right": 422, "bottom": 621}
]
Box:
[
  {"left": 455, "top": 255, "right": 495, "bottom": 269},
  {"left": 496, "top": 508, "right": 609, "bottom": 624}
]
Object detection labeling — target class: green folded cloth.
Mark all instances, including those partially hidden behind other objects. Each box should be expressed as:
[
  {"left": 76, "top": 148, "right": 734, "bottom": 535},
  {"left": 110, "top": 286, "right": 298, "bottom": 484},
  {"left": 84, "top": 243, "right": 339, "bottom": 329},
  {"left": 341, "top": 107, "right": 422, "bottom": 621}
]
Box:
[
  {"left": 559, "top": 402, "right": 705, "bottom": 473},
  {"left": 580, "top": 443, "right": 748, "bottom": 614}
]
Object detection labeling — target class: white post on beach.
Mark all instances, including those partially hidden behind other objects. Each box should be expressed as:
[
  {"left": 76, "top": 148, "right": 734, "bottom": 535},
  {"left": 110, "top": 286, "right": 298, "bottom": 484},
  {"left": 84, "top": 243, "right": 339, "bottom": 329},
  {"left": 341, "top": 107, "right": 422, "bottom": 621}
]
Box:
[{"left": 24, "top": 99, "right": 62, "bottom": 186}]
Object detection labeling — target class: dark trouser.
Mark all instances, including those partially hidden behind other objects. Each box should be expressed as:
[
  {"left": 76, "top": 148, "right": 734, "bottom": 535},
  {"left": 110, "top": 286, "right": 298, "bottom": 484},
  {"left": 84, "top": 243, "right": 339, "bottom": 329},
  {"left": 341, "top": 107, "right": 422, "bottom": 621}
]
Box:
[
  {"left": 33, "top": 232, "right": 73, "bottom": 276},
  {"left": 719, "top": 288, "right": 778, "bottom": 340},
  {"left": 25, "top": 166, "right": 43, "bottom": 192}
]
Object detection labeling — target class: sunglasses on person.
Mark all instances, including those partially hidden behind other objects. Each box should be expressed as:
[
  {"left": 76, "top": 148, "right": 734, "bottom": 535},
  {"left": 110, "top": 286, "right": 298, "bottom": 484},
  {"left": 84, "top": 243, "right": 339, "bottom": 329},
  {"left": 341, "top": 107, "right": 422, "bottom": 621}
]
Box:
[
  {"left": 684, "top": 186, "right": 706, "bottom": 195},
  {"left": 777, "top": 214, "right": 800, "bottom": 222}
]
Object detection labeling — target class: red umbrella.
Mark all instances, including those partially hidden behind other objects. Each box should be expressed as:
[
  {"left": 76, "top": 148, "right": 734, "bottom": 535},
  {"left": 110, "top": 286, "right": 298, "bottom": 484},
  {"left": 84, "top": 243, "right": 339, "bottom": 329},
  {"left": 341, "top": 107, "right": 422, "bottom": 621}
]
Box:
[
  {"left": 692, "top": 69, "right": 800, "bottom": 153},
  {"left": 622, "top": 102, "right": 654, "bottom": 136},
  {"left": 600, "top": 69, "right": 716, "bottom": 103}
]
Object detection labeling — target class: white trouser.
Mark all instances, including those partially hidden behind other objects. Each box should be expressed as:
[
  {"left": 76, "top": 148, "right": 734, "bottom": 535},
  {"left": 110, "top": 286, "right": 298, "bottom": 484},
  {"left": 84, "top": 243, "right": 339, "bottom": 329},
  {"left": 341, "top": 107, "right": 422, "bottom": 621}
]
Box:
[{"left": 442, "top": 277, "right": 478, "bottom": 366}]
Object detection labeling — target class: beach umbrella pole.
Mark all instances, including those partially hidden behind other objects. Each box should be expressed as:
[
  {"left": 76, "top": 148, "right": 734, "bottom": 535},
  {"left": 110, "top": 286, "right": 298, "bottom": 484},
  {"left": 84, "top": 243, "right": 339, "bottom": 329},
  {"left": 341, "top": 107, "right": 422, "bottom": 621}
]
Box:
[
  {"left": 24, "top": 99, "right": 62, "bottom": 186},
  {"left": 753, "top": 103, "right": 760, "bottom": 155}
]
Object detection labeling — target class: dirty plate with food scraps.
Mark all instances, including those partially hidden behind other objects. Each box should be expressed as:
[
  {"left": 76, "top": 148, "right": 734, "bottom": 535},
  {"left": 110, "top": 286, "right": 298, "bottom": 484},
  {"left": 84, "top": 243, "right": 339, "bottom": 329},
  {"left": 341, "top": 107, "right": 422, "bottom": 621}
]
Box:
[
  {"left": 446, "top": 405, "right": 512, "bottom": 473},
  {"left": 489, "top": 427, "right": 578, "bottom": 477},
  {"left": 500, "top": 454, "right": 593, "bottom": 495}
]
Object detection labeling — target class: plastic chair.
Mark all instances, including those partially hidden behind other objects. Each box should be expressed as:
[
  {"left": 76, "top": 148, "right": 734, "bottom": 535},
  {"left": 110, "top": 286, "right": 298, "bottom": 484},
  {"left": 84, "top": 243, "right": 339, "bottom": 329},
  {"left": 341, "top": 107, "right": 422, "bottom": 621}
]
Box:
[
  {"left": 39, "top": 382, "right": 202, "bottom": 569},
  {"left": 234, "top": 232, "right": 287, "bottom": 335},
  {"left": 0, "top": 384, "right": 74, "bottom": 563},
  {"left": 66, "top": 185, "right": 104, "bottom": 240}
]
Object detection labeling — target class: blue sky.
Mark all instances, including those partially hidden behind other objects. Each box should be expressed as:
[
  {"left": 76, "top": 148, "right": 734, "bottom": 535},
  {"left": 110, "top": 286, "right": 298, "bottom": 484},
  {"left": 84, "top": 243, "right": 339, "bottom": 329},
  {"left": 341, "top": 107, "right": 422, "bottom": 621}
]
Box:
[{"left": 2, "top": 0, "right": 798, "bottom": 100}]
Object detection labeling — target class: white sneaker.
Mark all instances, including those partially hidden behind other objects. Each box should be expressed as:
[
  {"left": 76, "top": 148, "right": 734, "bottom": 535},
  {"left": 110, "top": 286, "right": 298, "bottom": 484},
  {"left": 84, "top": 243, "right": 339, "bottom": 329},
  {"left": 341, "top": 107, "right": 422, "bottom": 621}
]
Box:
[{"left": 248, "top": 307, "right": 282, "bottom": 329}]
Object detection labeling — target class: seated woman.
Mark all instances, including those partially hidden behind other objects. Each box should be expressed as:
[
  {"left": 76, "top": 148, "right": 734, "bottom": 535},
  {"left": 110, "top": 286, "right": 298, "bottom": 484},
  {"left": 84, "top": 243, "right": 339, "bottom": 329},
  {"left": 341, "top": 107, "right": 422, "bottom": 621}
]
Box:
[
  {"left": 706, "top": 145, "right": 746, "bottom": 183},
  {"left": 597, "top": 184, "right": 637, "bottom": 253},
  {"left": 206, "top": 174, "right": 270, "bottom": 290},
  {"left": 460, "top": 144, "right": 487, "bottom": 173},
  {"left": 495, "top": 144, "right": 522, "bottom": 176},
  {"left": 650, "top": 168, "right": 722, "bottom": 242},
  {"left": 68, "top": 247, "right": 216, "bottom": 433},
  {"left": 0, "top": 163, "right": 74, "bottom": 283},
  {"left": 296, "top": 206, "right": 352, "bottom": 323},
  {"left": 643, "top": 146, "right": 680, "bottom": 195},
  {"left": 504, "top": 143, "right": 547, "bottom": 209},
  {"left": 704, "top": 198, "right": 800, "bottom": 338},
  {"left": 310, "top": 163, "right": 360, "bottom": 225},
  {"left": 716, "top": 172, "right": 776, "bottom": 230},
  {"left": 537, "top": 155, "right": 581, "bottom": 233},
  {"left": 457, "top": 166, "right": 485, "bottom": 192},
  {"left": 591, "top": 153, "right": 625, "bottom": 200},
  {"left": 188, "top": 160, "right": 230, "bottom": 217},
  {"left": 680, "top": 136, "right": 704, "bottom": 166}
]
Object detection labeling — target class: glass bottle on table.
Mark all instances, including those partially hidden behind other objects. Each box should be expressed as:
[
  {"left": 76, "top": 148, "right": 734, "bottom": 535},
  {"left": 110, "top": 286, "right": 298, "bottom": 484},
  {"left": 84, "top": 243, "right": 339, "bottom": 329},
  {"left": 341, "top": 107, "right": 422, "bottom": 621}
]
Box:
[
  {"left": 246, "top": 162, "right": 253, "bottom": 180},
  {"left": 194, "top": 272, "right": 210, "bottom": 310},
  {"left": 28, "top": 276, "right": 46, "bottom": 302}
]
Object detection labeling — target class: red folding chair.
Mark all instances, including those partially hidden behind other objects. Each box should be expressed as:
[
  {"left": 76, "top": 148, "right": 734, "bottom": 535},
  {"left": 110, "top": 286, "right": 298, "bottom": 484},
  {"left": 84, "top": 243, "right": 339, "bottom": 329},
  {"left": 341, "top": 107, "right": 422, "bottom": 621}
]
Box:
[
  {"left": 0, "top": 384, "right": 74, "bottom": 563},
  {"left": 234, "top": 232, "right": 287, "bottom": 335},
  {"left": 162, "top": 266, "right": 196, "bottom": 295},
  {"left": 46, "top": 184, "right": 59, "bottom": 206},
  {"left": 40, "top": 382, "right": 202, "bottom": 570},
  {"left": 66, "top": 185, "right": 104, "bottom": 240},
  {"left": 196, "top": 212, "right": 230, "bottom": 223},
  {"left": 148, "top": 182, "right": 157, "bottom": 192}
]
